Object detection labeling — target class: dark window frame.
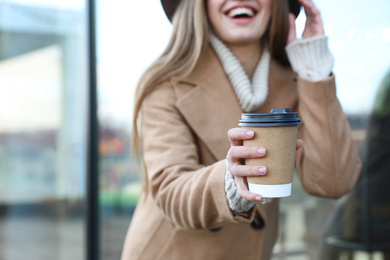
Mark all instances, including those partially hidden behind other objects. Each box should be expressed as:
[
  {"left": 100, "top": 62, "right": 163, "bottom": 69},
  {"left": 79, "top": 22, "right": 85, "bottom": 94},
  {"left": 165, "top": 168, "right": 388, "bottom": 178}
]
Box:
[{"left": 87, "top": 0, "right": 99, "bottom": 259}]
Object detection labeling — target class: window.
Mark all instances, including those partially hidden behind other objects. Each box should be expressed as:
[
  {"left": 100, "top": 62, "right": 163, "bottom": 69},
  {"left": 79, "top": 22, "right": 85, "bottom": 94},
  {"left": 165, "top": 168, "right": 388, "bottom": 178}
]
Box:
[{"left": 0, "top": 1, "right": 89, "bottom": 259}]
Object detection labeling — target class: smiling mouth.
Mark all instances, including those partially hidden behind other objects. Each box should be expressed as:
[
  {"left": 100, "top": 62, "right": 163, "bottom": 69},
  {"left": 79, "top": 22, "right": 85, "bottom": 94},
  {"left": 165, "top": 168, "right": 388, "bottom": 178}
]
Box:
[{"left": 226, "top": 7, "right": 256, "bottom": 18}]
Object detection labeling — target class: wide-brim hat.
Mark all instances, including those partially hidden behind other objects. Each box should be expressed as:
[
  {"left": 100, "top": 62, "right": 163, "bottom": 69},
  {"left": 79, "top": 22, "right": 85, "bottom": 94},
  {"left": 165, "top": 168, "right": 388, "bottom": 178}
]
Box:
[{"left": 161, "top": 0, "right": 301, "bottom": 22}]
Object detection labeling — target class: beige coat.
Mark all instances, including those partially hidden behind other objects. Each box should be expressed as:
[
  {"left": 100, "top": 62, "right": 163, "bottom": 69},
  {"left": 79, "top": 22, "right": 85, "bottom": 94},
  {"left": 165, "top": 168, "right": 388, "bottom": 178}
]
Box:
[{"left": 121, "top": 46, "right": 361, "bottom": 260}]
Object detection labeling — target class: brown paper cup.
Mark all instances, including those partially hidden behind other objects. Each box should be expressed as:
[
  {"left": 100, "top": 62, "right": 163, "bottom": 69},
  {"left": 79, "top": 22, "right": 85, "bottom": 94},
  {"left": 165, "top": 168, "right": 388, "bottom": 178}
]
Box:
[{"left": 238, "top": 109, "right": 301, "bottom": 198}]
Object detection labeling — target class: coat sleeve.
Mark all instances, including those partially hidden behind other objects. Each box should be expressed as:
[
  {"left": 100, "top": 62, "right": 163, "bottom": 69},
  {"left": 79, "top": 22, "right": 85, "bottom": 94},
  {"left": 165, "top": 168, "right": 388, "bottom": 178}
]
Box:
[
  {"left": 295, "top": 75, "right": 361, "bottom": 198},
  {"left": 140, "top": 81, "right": 256, "bottom": 230}
]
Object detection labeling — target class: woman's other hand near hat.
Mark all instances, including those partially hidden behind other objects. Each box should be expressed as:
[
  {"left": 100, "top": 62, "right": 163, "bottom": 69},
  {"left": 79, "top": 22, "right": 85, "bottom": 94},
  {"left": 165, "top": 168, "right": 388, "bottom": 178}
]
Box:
[{"left": 288, "top": 0, "right": 325, "bottom": 44}]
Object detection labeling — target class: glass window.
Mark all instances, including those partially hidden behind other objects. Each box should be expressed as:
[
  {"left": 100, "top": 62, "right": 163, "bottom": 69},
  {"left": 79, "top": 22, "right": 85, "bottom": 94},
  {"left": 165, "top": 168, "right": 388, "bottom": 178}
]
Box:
[
  {"left": 274, "top": 1, "right": 390, "bottom": 259},
  {"left": 0, "top": 0, "right": 89, "bottom": 259},
  {"left": 96, "top": 1, "right": 171, "bottom": 258}
]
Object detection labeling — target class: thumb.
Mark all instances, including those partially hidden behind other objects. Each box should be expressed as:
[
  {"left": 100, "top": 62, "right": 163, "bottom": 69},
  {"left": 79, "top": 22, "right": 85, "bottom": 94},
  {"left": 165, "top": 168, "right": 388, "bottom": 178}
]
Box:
[{"left": 287, "top": 13, "right": 297, "bottom": 44}]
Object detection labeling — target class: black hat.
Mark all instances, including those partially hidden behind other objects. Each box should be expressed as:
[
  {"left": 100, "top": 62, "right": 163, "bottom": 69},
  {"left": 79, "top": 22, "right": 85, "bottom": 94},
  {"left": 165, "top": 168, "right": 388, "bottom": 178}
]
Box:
[{"left": 161, "top": 0, "right": 301, "bottom": 22}]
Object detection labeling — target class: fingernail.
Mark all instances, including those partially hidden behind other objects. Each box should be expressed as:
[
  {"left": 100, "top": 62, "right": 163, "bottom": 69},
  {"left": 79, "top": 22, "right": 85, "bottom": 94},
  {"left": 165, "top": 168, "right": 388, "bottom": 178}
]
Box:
[
  {"left": 247, "top": 130, "right": 254, "bottom": 137},
  {"left": 259, "top": 167, "right": 267, "bottom": 174},
  {"left": 257, "top": 148, "right": 266, "bottom": 155},
  {"left": 255, "top": 196, "right": 262, "bottom": 201}
]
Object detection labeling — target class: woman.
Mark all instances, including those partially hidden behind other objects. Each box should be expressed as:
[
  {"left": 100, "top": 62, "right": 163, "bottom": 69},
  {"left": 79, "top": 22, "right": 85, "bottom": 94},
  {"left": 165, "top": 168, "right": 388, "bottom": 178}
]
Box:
[{"left": 121, "top": 0, "right": 361, "bottom": 259}]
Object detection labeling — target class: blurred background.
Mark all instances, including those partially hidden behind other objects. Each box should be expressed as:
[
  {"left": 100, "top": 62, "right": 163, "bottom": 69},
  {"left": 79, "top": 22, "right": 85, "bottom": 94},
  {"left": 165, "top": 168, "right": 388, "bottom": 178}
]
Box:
[{"left": 0, "top": 0, "right": 389, "bottom": 259}]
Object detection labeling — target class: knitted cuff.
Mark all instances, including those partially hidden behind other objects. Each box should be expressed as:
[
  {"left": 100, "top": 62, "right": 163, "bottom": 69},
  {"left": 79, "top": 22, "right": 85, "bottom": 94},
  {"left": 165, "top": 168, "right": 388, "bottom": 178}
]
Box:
[
  {"left": 285, "top": 35, "right": 334, "bottom": 82},
  {"left": 225, "top": 161, "right": 256, "bottom": 213}
]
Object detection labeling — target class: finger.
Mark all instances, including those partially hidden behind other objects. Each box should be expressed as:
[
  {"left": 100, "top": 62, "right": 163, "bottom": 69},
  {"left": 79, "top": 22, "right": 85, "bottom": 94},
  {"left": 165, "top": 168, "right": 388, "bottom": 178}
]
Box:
[
  {"left": 287, "top": 13, "right": 297, "bottom": 44},
  {"left": 228, "top": 128, "right": 255, "bottom": 146},
  {"left": 299, "top": 0, "right": 325, "bottom": 38},
  {"left": 235, "top": 176, "right": 262, "bottom": 201},
  {"left": 299, "top": 0, "right": 320, "bottom": 17},
  {"left": 296, "top": 139, "right": 304, "bottom": 150},
  {"left": 230, "top": 164, "right": 267, "bottom": 178},
  {"left": 227, "top": 146, "right": 266, "bottom": 163}
]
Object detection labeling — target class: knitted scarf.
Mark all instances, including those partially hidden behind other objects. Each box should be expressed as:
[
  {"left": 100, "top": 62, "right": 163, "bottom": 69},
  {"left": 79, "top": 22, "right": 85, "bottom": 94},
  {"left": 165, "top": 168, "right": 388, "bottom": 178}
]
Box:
[{"left": 209, "top": 34, "right": 270, "bottom": 112}]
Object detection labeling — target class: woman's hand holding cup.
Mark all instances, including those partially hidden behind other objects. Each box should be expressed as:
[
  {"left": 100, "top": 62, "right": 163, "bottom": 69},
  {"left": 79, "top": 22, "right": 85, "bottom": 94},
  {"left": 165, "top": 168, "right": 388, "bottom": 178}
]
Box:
[
  {"left": 227, "top": 127, "right": 267, "bottom": 202},
  {"left": 227, "top": 127, "right": 304, "bottom": 202}
]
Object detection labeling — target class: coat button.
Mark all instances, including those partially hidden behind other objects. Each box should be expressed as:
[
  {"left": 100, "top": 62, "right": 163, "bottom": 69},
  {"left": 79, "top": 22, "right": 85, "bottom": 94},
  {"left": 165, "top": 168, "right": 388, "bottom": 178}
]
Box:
[
  {"left": 209, "top": 227, "right": 222, "bottom": 232},
  {"left": 251, "top": 216, "right": 265, "bottom": 230}
]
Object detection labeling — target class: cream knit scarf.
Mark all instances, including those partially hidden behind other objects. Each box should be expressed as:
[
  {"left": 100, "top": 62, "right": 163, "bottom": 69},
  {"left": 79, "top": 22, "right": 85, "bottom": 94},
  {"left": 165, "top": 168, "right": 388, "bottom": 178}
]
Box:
[{"left": 209, "top": 34, "right": 270, "bottom": 112}]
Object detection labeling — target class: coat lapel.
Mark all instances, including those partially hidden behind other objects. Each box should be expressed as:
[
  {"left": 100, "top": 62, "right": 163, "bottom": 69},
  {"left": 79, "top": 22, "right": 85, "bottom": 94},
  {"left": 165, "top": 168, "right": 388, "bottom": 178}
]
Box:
[{"left": 174, "top": 46, "right": 242, "bottom": 161}]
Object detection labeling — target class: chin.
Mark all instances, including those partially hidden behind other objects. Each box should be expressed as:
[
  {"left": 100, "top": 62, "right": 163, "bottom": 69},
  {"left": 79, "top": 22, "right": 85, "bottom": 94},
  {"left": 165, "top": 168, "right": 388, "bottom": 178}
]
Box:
[
  {"left": 216, "top": 29, "right": 264, "bottom": 45},
  {"left": 223, "top": 35, "right": 262, "bottom": 45}
]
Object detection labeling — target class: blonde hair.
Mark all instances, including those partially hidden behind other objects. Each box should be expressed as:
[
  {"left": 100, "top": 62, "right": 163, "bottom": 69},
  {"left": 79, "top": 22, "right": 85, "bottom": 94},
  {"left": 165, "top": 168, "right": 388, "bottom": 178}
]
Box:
[
  {"left": 132, "top": 0, "right": 291, "bottom": 191},
  {"left": 131, "top": 0, "right": 208, "bottom": 191}
]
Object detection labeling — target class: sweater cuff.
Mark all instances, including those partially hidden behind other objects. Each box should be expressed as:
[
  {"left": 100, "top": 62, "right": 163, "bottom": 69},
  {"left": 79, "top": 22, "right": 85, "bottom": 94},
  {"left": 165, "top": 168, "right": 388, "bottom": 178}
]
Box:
[
  {"left": 225, "top": 161, "right": 256, "bottom": 213},
  {"left": 285, "top": 35, "right": 334, "bottom": 82}
]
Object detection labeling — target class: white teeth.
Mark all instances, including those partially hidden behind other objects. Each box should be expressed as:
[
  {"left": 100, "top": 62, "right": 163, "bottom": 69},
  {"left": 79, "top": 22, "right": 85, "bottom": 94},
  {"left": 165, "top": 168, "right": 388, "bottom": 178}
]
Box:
[{"left": 227, "top": 7, "right": 254, "bottom": 18}]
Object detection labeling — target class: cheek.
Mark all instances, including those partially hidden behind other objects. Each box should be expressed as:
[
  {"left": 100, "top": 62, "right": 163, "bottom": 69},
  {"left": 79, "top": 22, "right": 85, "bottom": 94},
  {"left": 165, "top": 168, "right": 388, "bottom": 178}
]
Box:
[
  {"left": 206, "top": 0, "right": 220, "bottom": 18},
  {"left": 259, "top": 0, "right": 272, "bottom": 8},
  {"left": 258, "top": 0, "right": 272, "bottom": 31},
  {"left": 206, "top": 1, "right": 222, "bottom": 32},
  {"left": 259, "top": 0, "right": 272, "bottom": 16}
]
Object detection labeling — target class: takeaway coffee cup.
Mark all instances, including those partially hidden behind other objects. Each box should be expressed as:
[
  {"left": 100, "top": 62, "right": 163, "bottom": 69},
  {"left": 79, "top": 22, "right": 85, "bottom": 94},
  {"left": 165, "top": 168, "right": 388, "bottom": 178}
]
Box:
[{"left": 238, "top": 108, "right": 301, "bottom": 198}]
